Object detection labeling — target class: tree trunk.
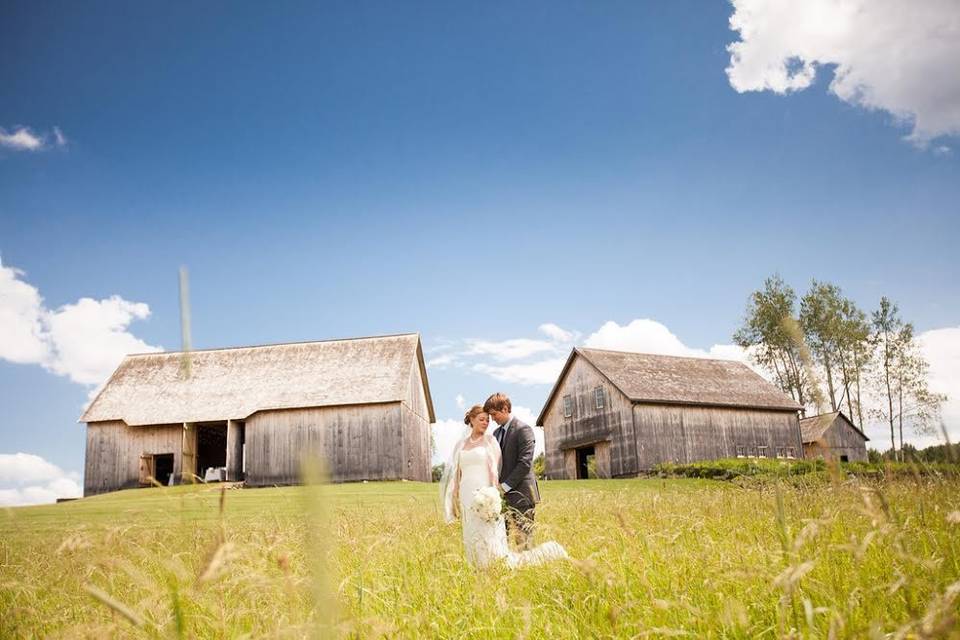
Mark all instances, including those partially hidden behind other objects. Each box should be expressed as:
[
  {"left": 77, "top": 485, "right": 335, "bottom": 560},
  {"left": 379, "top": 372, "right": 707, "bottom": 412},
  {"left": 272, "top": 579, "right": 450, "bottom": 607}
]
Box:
[
  {"left": 824, "top": 355, "right": 837, "bottom": 412},
  {"left": 884, "top": 336, "right": 896, "bottom": 461},
  {"left": 897, "top": 372, "right": 905, "bottom": 462},
  {"left": 837, "top": 347, "right": 855, "bottom": 421},
  {"left": 770, "top": 354, "right": 789, "bottom": 401},
  {"left": 854, "top": 359, "right": 865, "bottom": 428}
]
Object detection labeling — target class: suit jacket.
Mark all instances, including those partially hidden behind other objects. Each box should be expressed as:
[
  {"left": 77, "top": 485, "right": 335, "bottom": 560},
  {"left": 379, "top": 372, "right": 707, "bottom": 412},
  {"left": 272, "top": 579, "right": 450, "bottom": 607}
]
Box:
[{"left": 496, "top": 417, "right": 540, "bottom": 510}]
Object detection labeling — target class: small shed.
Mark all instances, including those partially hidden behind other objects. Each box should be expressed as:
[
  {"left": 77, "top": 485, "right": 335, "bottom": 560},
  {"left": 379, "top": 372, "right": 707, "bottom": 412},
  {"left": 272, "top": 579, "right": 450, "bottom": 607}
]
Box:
[
  {"left": 799, "top": 411, "right": 869, "bottom": 462},
  {"left": 80, "top": 333, "right": 435, "bottom": 495},
  {"left": 538, "top": 348, "right": 804, "bottom": 479}
]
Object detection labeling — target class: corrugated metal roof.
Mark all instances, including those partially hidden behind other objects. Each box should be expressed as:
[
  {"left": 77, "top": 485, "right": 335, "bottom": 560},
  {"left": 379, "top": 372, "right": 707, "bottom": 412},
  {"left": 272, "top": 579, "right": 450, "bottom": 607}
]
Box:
[{"left": 80, "top": 333, "right": 434, "bottom": 425}]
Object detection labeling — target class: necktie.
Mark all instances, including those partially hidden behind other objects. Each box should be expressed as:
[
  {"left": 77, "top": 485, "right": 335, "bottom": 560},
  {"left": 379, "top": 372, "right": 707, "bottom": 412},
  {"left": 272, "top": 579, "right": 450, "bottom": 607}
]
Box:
[{"left": 496, "top": 427, "right": 504, "bottom": 447}]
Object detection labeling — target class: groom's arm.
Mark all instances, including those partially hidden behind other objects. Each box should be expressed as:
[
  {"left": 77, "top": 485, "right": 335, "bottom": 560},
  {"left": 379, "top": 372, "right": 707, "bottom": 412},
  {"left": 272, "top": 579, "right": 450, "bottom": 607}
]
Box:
[{"left": 503, "top": 425, "right": 536, "bottom": 491}]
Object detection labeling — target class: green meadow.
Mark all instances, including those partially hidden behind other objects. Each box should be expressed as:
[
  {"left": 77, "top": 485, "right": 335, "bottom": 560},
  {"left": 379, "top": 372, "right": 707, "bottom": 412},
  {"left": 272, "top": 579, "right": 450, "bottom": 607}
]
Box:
[{"left": 2, "top": 475, "right": 959, "bottom": 639}]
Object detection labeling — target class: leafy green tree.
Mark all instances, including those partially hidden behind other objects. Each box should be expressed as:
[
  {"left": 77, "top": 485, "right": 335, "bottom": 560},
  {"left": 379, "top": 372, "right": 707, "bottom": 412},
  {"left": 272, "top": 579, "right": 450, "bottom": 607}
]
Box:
[
  {"left": 533, "top": 453, "right": 545, "bottom": 480},
  {"left": 734, "top": 275, "right": 814, "bottom": 408},
  {"left": 799, "top": 280, "right": 872, "bottom": 424},
  {"left": 800, "top": 280, "right": 844, "bottom": 411},
  {"left": 838, "top": 297, "right": 872, "bottom": 427}
]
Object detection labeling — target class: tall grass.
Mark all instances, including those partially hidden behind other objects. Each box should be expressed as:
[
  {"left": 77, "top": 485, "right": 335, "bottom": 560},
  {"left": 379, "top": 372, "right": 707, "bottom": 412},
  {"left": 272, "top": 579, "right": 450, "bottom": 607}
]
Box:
[{"left": 1, "top": 477, "right": 959, "bottom": 638}]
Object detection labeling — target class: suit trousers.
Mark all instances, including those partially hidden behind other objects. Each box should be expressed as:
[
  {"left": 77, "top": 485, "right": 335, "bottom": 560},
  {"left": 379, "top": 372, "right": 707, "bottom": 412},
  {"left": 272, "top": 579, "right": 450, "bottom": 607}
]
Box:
[{"left": 504, "top": 493, "right": 536, "bottom": 550}]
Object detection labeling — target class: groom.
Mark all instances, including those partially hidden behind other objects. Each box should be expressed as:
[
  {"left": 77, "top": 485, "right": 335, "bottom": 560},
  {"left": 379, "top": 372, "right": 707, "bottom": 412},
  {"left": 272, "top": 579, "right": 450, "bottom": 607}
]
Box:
[{"left": 484, "top": 392, "right": 540, "bottom": 550}]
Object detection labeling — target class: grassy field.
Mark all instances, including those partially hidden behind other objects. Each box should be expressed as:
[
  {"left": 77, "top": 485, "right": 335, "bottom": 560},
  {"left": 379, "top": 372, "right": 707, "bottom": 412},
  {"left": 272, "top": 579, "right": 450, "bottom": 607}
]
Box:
[{"left": 2, "top": 475, "right": 959, "bottom": 639}]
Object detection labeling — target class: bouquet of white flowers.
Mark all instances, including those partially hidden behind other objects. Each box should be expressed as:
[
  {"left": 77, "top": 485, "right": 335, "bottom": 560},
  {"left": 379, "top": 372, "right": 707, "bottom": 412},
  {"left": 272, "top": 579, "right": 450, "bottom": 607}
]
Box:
[{"left": 470, "top": 486, "right": 504, "bottom": 523}]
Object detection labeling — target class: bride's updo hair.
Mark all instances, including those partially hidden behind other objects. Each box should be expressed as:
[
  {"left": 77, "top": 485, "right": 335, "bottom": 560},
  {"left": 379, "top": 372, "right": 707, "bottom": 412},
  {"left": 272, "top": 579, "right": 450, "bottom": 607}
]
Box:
[{"left": 463, "top": 404, "right": 486, "bottom": 426}]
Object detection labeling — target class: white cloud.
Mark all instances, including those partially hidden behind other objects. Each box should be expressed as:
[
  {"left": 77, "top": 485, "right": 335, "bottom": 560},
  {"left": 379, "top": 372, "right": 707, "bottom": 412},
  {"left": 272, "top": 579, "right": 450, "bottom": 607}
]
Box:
[
  {"left": 426, "top": 323, "right": 576, "bottom": 372},
  {"left": 464, "top": 338, "right": 559, "bottom": 362},
  {"left": 726, "top": 0, "right": 960, "bottom": 147},
  {"left": 538, "top": 323, "right": 577, "bottom": 343},
  {"left": 457, "top": 319, "right": 748, "bottom": 387},
  {"left": 0, "top": 258, "right": 160, "bottom": 388},
  {"left": 584, "top": 319, "right": 747, "bottom": 363},
  {"left": 0, "top": 453, "right": 82, "bottom": 507},
  {"left": 455, "top": 393, "right": 466, "bottom": 410},
  {"left": 915, "top": 326, "right": 960, "bottom": 446},
  {"left": 425, "top": 353, "right": 455, "bottom": 368},
  {"left": 0, "top": 125, "right": 68, "bottom": 151},
  {"left": 45, "top": 296, "right": 155, "bottom": 386},
  {"left": 432, "top": 418, "right": 468, "bottom": 465},
  {"left": 0, "top": 126, "right": 44, "bottom": 151},
  {"left": 0, "top": 262, "right": 49, "bottom": 363},
  {"left": 473, "top": 357, "right": 569, "bottom": 386}
]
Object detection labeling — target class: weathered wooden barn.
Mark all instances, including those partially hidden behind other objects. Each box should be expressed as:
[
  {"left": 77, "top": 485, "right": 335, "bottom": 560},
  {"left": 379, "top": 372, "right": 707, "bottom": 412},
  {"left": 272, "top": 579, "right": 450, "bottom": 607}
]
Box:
[
  {"left": 538, "top": 348, "right": 804, "bottom": 479},
  {"left": 80, "top": 333, "right": 435, "bottom": 496},
  {"left": 799, "top": 411, "right": 869, "bottom": 462}
]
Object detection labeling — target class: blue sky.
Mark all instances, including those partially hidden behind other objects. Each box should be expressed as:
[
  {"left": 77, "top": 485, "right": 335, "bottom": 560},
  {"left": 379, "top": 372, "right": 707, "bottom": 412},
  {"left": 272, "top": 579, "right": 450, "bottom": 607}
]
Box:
[{"left": 2, "top": 1, "right": 958, "bottom": 503}]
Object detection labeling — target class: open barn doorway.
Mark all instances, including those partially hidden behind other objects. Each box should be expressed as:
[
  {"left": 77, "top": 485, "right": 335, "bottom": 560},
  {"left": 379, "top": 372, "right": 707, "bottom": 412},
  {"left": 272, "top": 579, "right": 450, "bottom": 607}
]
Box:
[
  {"left": 154, "top": 454, "right": 174, "bottom": 486},
  {"left": 576, "top": 446, "right": 595, "bottom": 479},
  {"left": 139, "top": 452, "right": 175, "bottom": 486},
  {"left": 196, "top": 422, "right": 228, "bottom": 482}
]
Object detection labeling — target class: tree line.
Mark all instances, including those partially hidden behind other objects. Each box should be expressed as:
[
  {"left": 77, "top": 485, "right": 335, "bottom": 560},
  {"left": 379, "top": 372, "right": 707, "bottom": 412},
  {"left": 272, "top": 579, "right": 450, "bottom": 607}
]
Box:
[{"left": 734, "top": 275, "right": 947, "bottom": 461}]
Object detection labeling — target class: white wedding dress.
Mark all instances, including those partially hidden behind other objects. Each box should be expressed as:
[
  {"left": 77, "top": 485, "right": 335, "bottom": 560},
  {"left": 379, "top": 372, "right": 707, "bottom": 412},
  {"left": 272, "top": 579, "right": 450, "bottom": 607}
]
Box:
[{"left": 456, "top": 445, "right": 568, "bottom": 569}]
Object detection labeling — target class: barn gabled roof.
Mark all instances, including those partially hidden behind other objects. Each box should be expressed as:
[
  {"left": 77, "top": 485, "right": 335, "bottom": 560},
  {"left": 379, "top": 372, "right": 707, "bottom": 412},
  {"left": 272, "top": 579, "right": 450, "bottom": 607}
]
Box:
[
  {"left": 799, "top": 411, "right": 869, "bottom": 443},
  {"left": 80, "top": 333, "right": 435, "bottom": 426},
  {"left": 537, "top": 347, "right": 802, "bottom": 425}
]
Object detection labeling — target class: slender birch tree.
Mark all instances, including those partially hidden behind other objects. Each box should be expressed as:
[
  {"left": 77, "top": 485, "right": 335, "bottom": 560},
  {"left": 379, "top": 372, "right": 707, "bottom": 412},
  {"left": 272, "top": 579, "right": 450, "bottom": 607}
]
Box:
[
  {"left": 734, "top": 275, "right": 813, "bottom": 409},
  {"left": 871, "top": 297, "right": 903, "bottom": 459}
]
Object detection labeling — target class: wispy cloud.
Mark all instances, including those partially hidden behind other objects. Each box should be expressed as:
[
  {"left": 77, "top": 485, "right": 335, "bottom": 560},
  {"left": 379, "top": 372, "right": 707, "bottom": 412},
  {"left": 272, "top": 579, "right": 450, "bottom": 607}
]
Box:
[
  {"left": 473, "top": 357, "right": 570, "bottom": 386},
  {"left": 726, "top": 0, "right": 960, "bottom": 148},
  {"left": 0, "top": 125, "right": 69, "bottom": 151},
  {"left": 425, "top": 323, "right": 577, "bottom": 381}
]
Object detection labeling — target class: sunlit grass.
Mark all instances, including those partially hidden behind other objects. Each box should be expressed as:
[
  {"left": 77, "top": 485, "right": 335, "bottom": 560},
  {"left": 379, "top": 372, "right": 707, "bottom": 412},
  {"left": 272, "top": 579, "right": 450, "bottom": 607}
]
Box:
[{"left": 2, "top": 477, "right": 959, "bottom": 638}]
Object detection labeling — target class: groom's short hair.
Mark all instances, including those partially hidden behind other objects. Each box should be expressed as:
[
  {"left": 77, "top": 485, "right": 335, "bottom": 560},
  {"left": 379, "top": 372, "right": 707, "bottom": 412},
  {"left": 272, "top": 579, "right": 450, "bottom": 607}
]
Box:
[{"left": 483, "top": 393, "right": 511, "bottom": 414}]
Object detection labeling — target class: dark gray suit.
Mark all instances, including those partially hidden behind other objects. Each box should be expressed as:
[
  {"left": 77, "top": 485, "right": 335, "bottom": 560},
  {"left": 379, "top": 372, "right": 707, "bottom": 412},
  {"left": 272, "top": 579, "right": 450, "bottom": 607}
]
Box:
[{"left": 495, "top": 416, "right": 539, "bottom": 548}]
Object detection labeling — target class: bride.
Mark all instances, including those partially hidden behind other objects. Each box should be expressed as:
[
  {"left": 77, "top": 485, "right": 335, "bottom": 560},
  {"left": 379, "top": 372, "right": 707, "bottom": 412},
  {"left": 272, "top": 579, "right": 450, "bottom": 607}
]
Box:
[{"left": 440, "top": 405, "right": 568, "bottom": 569}]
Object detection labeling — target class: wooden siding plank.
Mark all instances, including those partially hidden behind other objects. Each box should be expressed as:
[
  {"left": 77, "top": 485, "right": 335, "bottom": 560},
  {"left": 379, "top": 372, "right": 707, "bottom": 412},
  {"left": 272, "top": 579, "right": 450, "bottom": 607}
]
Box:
[
  {"left": 542, "top": 354, "right": 636, "bottom": 479},
  {"left": 244, "top": 403, "right": 417, "bottom": 485},
  {"left": 83, "top": 421, "right": 184, "bottom": 496}
]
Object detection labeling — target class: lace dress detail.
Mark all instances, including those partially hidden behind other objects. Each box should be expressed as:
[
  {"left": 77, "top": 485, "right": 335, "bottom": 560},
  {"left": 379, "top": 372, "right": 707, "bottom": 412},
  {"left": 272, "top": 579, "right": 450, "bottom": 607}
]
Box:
[{"left": 457, "top": 446, "right": 568, "bottom": 569}]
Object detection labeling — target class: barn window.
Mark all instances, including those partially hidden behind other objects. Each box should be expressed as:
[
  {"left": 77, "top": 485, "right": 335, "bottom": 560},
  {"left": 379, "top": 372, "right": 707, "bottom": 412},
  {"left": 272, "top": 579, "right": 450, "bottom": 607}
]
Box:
[
  {"left": 786, "top": 447, "right": 796, "bottom": 459},
  {"left": 562, "top": 395, "right": 573, "bottom": 418},
  {"left": 776, "top": 447, "right": 786, "bottom": 459},
  {"left": 757, "top": 445, "right": 768, "bottom": 458},
  {"left": 594, "top": 387, "right": 604, "bottom": 409},
  {"left": 736, "top": 445, "right": 746, "bottom": 458}
]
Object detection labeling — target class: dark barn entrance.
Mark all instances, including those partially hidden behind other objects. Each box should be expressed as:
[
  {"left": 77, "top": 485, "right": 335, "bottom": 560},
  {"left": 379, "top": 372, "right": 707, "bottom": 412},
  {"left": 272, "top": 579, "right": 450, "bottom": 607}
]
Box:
[
  {"left": 196, "top": 423, "right": 227, "bottom": 480},
  {"left": 576, "top": 446, "right": 595, "bottom": 479},
  {"left": 154, "top": 453, "right": 174, "bottom": 486}
]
